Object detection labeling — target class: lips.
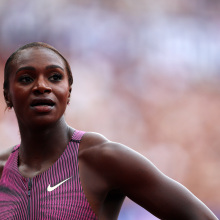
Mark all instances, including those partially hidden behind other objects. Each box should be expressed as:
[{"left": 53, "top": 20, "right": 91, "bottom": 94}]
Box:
[
  {"left": 30, "top": 98, "right": 55, "bottom": 107},
  {"left": 30, "top": 98, "right": 55, "bottom": 113}
]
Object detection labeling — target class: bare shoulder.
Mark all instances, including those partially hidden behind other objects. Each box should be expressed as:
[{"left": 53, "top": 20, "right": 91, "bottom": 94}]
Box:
[
  {"left": 79, "top": 131, "right": 119, "bottom": 162},
  {"left": 80, "top": 131, "right": 138, "bottom": 160},
  {"left": 80, "top": 131, "right": 141, "bottom": 154},
  {"left": 80, "top": 132, "right": 109, "bottom": 150},
  {"left": 0, "top": 147, "right": 13, "bottom": 178},
  {"left": 79, "top": 132, "right": 161, "bottom": 185}
]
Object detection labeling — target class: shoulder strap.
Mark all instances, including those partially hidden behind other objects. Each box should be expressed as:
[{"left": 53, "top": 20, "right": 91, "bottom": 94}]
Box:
[
  {"left": 71, "top": 130, "right": 86, "bottom": 143},
  {"left": 12, "top": 144, "right": 20, "bottom": 153}
]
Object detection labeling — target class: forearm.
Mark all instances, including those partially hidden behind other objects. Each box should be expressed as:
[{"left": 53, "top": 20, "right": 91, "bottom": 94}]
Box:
[
  {"left": 150, "top": 178, "right": 218, "bottom": 220},
  {"left": 126, "top": 176, "right": 218, "bottom": 220}
]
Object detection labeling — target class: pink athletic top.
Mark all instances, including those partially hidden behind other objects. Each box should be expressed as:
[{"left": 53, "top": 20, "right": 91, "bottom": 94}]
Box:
[{"left": 0, "top": 130, "right": 98, "bottom": 220}]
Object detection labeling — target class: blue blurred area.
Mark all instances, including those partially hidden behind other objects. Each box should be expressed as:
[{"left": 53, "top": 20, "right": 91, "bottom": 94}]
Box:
[
  {"left": 118, "top": 198, "right": 220, "bottom": 220},
  {"left": 118, "top": 198, "right": 159, "bottom": 220},
  {"left": 0, "top": 0, "right": 219, "bottom": 218}
]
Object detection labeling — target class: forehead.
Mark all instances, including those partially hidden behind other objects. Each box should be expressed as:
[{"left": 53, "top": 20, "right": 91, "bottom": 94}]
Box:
[{"left": 13, "top": 47, "right": 65, "bottom": 70}]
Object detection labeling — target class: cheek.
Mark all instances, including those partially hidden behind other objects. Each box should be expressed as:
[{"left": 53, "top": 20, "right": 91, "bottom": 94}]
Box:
[
  {"left": 10, "top": 88, "right": 24, "bottom": 105},
  {"left": 9, "top": 86, "right": 26, "bottom": 105},
  {"left": 56, "top": 86, "right": 70, "bottom": 103}
]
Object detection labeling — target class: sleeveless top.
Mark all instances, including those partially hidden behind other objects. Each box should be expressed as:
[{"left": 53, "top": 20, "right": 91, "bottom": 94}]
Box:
[{"left": 0, "top": 130, "right": 98, "bottom": 220}]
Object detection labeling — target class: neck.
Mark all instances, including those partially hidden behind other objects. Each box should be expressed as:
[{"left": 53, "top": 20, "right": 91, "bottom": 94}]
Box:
[{"left": 18, "top": 117, "right": 74, "bottom": 169}]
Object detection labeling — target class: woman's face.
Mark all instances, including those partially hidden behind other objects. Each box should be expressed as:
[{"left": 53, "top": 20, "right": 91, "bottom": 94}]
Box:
[{"left": 6, "top": 47, "right": 71, "bottom": 128}]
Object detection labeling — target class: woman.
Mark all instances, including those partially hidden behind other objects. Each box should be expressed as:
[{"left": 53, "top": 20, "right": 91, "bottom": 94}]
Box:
[{"left": 0, "top": 42, "right": 218, "bottom": 220}]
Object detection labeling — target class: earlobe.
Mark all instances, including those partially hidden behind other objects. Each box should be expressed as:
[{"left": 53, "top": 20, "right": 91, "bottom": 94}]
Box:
[{"left": 6, "top": 102, "right": 13, "bottom": 109}]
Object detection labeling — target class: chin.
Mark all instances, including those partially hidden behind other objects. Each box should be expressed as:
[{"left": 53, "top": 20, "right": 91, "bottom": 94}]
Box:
[{"left": 20, "top": 115, "right": 64, "bottom": 130}]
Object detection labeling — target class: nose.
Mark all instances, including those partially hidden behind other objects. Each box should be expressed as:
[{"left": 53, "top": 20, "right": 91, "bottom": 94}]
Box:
[{"left": 32, "top": 76, "right": 52, "bottom": 94}]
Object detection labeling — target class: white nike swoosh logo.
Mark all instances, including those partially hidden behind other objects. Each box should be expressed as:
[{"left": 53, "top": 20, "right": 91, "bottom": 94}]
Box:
[{"left": 47, "top": 177, "right": 72, "bottom": 192}]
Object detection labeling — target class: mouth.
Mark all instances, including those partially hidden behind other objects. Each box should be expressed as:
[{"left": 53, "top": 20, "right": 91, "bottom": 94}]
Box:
[
  {"left": 30, "top": 99, "right": 55, "bottom": 107},
  {"left": 30, "top": 99, "right": 55, "bottom": 113}
]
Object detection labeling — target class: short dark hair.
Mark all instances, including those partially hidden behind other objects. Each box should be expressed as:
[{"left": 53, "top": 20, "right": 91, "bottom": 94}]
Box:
[{"left": 4, "top": 42, "right": 73, "bottom": 92}]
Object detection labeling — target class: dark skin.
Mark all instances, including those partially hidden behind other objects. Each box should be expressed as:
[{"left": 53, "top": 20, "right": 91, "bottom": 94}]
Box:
[{"left": 0, "top": 47, "right": 218, "bottom": 220}]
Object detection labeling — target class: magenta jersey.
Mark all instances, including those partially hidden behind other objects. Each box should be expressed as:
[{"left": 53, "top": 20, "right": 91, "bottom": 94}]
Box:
[{"left": 0, "top": 130, "right": 98, "bottom": 220}]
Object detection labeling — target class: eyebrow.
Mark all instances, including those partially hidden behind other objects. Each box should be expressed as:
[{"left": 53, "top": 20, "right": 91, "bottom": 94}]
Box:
[
  {"left": 16, "top": 65, "right": 64, "bottom": 75},
  {"left": 16, "top": 66, "right": 35, "bottom": 75},
  {"left": 45, "top": 65, "right": 64, "bottom": 71}
]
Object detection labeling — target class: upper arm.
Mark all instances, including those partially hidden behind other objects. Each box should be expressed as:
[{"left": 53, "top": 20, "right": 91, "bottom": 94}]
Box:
[
  {"left": 0, "top": 147, "right": 13, "bottom": 179},
  {"left": 91, "top": 142, "right": 217, "bottom": 220}
]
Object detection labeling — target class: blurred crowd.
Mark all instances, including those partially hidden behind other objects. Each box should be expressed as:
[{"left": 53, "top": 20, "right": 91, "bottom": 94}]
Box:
[{"left": 0, "top": 0, "right": 219, "bottom": 218}]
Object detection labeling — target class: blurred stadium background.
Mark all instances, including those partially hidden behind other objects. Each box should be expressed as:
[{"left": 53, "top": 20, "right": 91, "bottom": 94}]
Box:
[{"left": 0, "top": 0, "right": 219, "bottom": 219}]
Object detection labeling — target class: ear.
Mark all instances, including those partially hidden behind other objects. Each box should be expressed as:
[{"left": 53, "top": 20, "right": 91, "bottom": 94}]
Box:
[
  {"left": 69, "top": 86, "right": 72, "bottom": 96},
  {"left": 67, "top": 86, "right": 72, "bottom": 104},
  {"left": 4, "top": 90, "right": 13, "bottom": 109}
]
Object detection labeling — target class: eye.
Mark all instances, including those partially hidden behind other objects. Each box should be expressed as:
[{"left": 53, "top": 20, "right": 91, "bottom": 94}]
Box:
[
  {"left": 18, "top": 75, "right": 33, "bottom": 84},
  {"left": 49, "top": 73, "right": 63, "bottom": 82}
]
